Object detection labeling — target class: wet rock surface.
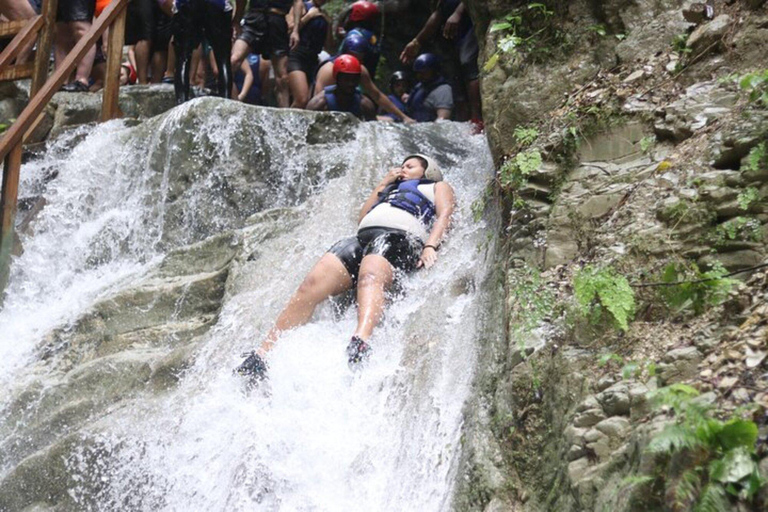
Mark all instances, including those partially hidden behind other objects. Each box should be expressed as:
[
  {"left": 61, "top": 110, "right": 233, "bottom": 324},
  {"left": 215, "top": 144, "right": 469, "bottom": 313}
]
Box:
[{"left": 459, "top": 0, "right": 768, "bottom": 510}]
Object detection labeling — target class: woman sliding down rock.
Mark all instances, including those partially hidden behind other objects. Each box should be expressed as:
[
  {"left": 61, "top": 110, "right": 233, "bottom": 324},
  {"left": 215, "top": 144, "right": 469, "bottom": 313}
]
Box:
[{"left": 235, "top": 154, "right": 455, "bottom": 383}]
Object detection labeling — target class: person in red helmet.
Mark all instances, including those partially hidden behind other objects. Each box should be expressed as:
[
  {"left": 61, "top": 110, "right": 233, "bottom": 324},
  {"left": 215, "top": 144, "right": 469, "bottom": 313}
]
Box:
[
  {"left": 306, "top": 55, "right": 375, "bottom": 119},
  {"left": 313, "top": 39, "right": 414, "bottom": 123}
]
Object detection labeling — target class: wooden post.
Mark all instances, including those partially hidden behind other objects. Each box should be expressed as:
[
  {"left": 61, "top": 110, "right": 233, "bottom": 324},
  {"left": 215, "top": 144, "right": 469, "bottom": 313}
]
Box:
[
  {"left": 30, "top": 0, "right": 58, "bottom": 97},
  {"left": 101, "top": 6, "right": 126, "bottom": 122},
  {"left": 0, "top": 144, "right": 22, "bottom": 294}
]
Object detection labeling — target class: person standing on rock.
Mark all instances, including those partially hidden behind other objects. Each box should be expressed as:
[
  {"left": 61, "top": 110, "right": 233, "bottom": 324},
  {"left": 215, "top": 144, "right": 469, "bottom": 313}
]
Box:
[
  {"left": 55, "top": 0, "right": 97, "bottom": 92},
  {"left": 400, "top": 0, "right": 481, "bottom": 128},
  {"left": 172, "top": 0, "right": 233, "bottom": 104},
  {"left": 235, "top": 154, "right": 455, "bottom": 383},
  {"left": 0, "top": 0, "right": 37, "bottom": 63},
  {"left": 285, "top": 0, "right": 332, "bottom": 108},
  {"left": 231, "top": 0, "right": 303, "bottom": 108},
  {"left": 306, "top": 54, "right": 376, "bottom": 119}
]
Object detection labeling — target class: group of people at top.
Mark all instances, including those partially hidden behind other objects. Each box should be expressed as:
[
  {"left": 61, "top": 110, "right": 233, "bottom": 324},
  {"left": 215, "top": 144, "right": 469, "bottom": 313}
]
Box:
[{"left": 0, "top": 0, "right": 482, "bottom": 128}]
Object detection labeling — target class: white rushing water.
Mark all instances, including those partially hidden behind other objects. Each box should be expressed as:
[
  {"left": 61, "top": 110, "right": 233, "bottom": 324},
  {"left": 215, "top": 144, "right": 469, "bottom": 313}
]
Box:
[{"left": 0, "top": 102, "right": 496, "bottom": 511}]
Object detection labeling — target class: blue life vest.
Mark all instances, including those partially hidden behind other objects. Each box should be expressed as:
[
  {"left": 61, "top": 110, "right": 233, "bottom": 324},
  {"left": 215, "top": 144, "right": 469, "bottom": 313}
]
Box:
[
  {"left": 375, "top": 179, "right": 436, "bottom": 225},
  {"left": 381, "top": 94, "right": 407, "bottom": 122},
  {"left": 299, "top": 1, "right": 328, "bottom": 55},
  {"left": 234, "top": 54, "right": 262, "bottom": 105},
  {"left": 324, "top": 85, "right": 362, "bottom": 117},
  {"left": 407, "top": 77, "right": 449, "bottom": 122},
  {"left": 345, "top": 27, "right": 380, "bottom": 76}
]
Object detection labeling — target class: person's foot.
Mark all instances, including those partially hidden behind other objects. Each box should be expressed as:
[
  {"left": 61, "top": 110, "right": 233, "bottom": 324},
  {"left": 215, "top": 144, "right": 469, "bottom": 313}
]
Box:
[
  {"left": 161, "top": 75, "right": 173, "bottom": 84},
  {"left": 346, "top": 336, "right": 371, "bottom": 367},
  {"left": 234, "top": 351, "right": 268, "bottom": 382},
  {"left": 61, "top": 80, "right": 89, "bottom": 93}
]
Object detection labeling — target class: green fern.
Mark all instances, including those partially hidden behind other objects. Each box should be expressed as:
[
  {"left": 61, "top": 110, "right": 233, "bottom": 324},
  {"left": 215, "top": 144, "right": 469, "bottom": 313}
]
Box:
[
  {"left": 637, "top": 384, "right": 765, "bottom": 509},
  {"left": 695, "top": 484, "right": 728, "bottom": 512},
  {"left": 574, "top": 265, "right": 635, "bottom": 331}
]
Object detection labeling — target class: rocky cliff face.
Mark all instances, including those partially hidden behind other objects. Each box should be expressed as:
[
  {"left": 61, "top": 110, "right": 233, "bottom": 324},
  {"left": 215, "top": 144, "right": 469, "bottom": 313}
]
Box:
[{"left": 456, "top": 0, "right": 768, "bottom": 510}]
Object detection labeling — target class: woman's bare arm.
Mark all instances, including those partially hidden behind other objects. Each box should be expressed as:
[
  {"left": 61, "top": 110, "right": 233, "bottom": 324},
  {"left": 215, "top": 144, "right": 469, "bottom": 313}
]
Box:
[{"left": 418, "top": 181, "right": 455, "bottom": 269}]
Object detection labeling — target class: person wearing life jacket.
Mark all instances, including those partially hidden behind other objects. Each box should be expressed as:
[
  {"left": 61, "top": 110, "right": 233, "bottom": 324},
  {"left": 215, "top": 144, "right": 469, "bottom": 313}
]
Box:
[
  {"left": 407, "top": 53, "right": 453, "bottom": 122},
  {"left": 400, "top": 0, "right": 482, "bottom": 129},
  {"left": 377, "top": 70, "right": 410, "bottom": 122},
  {"left": 234, "top": 53, "right": 272, "bottom": 104},
  {"left": 313, "top": 33, "right": 414, "bottom": 123},
  {"left": 173, "top": 0, "right": 233, "bottom": 104},
  {"left": 338, "top": 1, "right": 381, "bottom": 77},
  {"left": 232, "top": 0, "right": 303, "bottom": 108},
  {"left": 306, "top": 55, "right": 375, "bottom": 119},
  {"left": 235, "top": 154, "right": 455, "bottom": 383},
  {"left": 286, "top": 0, "right": 332, "bottom": 108}
]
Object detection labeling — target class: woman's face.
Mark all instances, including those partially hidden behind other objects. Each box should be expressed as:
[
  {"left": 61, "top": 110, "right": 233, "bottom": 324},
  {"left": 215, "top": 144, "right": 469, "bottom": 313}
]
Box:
[{"left": 400, "top": 158, "right": 426, "bottom": 180}]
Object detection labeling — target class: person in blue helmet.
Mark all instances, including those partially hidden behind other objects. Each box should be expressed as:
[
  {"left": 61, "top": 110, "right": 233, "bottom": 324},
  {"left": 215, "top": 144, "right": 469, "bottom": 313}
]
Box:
[
  {"left": 235, "top": 154, "right": 455, "bottom": 383},
  {"left": 377, "top": 70, "right": 410, "bottom": 122},
  {"left": 306, "top": 54, "right": 375, "bottom": 119},
  {"left": 232, "top": 0, "right": 303, "bottom": 108},
  {"left": 400, "top": 0, "right": 481, "bottom": 128},
  {"left": 337, "top": 1, "right": 381, "bottom": 77},
  {"left": 234, "top": 53, "right": 272, "bottom": 104},
  {"left": 407, "top": 53, "right": 453, "bottom": 122},
  {"left": 172, "top": 0, "right": 233, "bottom": 104},
  {"left": 313, "top": 32, "right": 414, "bottom": 123},
  {"left": 286, "top": 0, "right": 333, "bottom": 108}
]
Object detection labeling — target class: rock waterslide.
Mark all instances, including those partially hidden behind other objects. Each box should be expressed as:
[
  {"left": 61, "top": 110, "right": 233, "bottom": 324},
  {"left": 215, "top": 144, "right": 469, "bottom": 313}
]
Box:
[{"left": 0, "top": 99, "right": 497, "bottom": 510}]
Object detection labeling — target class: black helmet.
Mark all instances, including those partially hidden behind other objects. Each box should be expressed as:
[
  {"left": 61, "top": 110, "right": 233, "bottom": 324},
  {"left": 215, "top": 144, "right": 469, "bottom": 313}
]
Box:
[{"left": 389, "top": 71, "right": 409, "bottom": 92}]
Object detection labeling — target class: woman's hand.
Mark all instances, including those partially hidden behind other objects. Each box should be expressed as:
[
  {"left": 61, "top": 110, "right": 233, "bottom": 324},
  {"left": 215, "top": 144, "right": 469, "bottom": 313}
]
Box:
[
  {"left": 417, "top": 246, "right": 438, "bottom": 269},
  {"left": 382, "top": 167, "right": 404, "bottom": 186},
  {"left": 443, "top": 11, "right": 461, "bottom": 39}
]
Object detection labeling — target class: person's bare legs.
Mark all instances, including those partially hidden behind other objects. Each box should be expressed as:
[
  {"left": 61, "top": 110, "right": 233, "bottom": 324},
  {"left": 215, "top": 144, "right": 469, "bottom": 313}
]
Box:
[
  {"left": 134, "top": 39, "right": 151, "bottom": 83},
  {"left": 150, "top": 50, "right": 168, "bottom": 83},
  {"left": 71, "top": 20, "right": 96, "bottom": 85},
  {"left": 467, "top": 78, "right": 482, "bottom": 121},
  {"left": 0, "top": 0, "right": 36, "bottom": 62},
  {"left": 353, "top": 254, "right": 394, "bottom": 341},
  {"left": 54, "top": 22, "right": 73, "bottom": 77},
  {"left": 288, "top": 70, "right": 310, "bottom": 108},
  {"left": 272, "top": 54, "right": 289, "bottom": 108},
  {"left": 258, "top": 253, "right": 354, "bottom": 355},
  {"left": 230, "top": 39, "right": 252, "bottom": 74}
]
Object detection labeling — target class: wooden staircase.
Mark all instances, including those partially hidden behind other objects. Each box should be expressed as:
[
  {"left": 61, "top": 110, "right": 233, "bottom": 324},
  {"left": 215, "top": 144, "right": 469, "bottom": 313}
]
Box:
[{"left": 0, "top": 0, "right": 129, "bottom": 294}]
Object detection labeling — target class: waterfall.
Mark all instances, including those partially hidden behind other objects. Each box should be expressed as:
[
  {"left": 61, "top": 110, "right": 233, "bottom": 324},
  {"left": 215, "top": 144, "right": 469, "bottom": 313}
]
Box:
[{"left": 0, "top": 99, "right": 497, "bottom": 511}]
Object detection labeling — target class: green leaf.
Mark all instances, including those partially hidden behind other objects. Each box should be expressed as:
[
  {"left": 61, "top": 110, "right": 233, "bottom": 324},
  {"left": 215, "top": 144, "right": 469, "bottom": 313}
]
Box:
[
  {"left": 621, "top": 361, "right": 640, "bottom": 379},
  {"left": 717, "top": 419, "right": 758, "bottom": 450},
  {"left": 490, "top": 21, "right": 512, "bottom": 33},
  {"left": 712, "top": 446, "right": 757, "bottom": 484},
  {"left": 483, "top": 53, "right": 500, "bottom": 72}
]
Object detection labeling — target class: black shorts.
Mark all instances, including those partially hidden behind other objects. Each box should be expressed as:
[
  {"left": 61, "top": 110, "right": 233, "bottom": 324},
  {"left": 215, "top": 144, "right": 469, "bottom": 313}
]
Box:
[
  {"left": 287, "top": 46, "right": 319, "bottom": 77},
  {"left": 57, "top": 0, "right": 95, "bottom": 22},
  {"left": 239, "top": 10, "right": 289, "bottom": 59},
  {"left": 153, "top": 9, "right": 173, "bottom": 52},
  {"left": 125, "top": 0, "right": 154, "bottom": 45},
  {"left": 328, "top": 227, "right": 424, "bottom": 281}
]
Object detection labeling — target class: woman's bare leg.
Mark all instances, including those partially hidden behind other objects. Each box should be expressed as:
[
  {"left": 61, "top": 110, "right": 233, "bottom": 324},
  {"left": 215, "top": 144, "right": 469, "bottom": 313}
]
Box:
[
  {"left": 353, "top": 254, "right": 394, "bottom": 341},
  {"left": 258, "top": 253, "right": 353, "bottom": 355}
]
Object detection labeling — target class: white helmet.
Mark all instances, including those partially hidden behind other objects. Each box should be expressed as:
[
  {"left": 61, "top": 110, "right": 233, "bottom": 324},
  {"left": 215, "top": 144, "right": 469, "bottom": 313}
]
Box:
[{"left": 403, "top": 154, "right": 443, "bottom": 182}]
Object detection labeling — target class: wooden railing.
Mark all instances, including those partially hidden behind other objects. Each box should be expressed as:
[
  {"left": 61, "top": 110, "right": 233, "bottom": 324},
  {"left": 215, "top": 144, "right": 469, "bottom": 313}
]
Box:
[{"left": 0, "top": 0, "right": 129, "bottom": 294}]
